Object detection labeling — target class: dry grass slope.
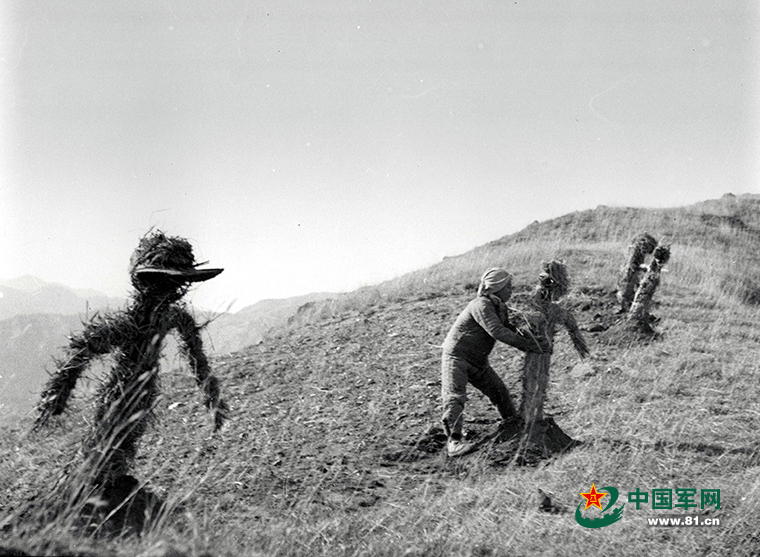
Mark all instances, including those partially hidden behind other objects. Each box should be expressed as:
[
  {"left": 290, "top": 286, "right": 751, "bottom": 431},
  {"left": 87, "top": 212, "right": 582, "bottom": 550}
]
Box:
[{"left": 1, "top": 194, "right": 759, "bottom": 557}]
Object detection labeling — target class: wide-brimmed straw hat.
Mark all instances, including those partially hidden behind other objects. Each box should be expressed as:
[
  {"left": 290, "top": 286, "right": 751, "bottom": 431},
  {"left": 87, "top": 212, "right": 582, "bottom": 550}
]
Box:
[{"left": 129, "top": 231, "right": 223, "bottom": 284}]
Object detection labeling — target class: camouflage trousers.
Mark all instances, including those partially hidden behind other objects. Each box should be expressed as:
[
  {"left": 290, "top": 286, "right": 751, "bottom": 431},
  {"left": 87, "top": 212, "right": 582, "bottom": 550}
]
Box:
[{"left": 440, "top": 353, "right": 517, "bottom": 438}]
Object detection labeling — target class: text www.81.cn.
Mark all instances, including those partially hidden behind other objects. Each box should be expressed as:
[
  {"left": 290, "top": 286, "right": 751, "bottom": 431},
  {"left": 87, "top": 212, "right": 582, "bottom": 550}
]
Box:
[{"left": 647, "top": 515, "right": 720, "bottom": 527}]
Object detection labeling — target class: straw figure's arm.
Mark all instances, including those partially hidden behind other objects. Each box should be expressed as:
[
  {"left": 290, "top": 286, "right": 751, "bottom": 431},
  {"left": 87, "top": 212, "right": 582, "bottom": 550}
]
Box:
[
  {"left": 473, "top": 300, "right": 548, "bottom": 353},
  {"left": 560, "top": 307, "right": 589, "bottom": 359},
  {"left": 172, "top": 306, "right": 228, "bottom": 431},
  {"left": 35, "top": 315, "right": 123, "bottom": 429}
]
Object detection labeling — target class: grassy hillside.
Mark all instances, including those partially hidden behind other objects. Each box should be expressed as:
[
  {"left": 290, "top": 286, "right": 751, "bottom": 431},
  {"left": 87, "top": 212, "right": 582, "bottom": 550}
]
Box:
[
  {"left": 203, "top": 292, "right": 336, "bottom": 355},
  {"left": 1, "top": 194, "right": 759, "bottom": 557}
]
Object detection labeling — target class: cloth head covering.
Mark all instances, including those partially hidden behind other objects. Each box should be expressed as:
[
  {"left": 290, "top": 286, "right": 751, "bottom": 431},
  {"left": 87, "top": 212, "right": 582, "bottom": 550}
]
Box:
[
  {"left": 129, "top": 230, "right": 223, "bottom": 284},
  {"left": 478, "top": 268, "right": 513, "bottom": 296}
]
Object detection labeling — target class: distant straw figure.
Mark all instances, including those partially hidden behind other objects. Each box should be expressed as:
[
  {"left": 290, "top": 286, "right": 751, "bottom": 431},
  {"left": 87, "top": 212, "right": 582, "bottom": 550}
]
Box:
[
  {"left": 34, "top": 231, "right": 227, "bottom": 495},
  {"left": 616, "top": 233, "right": 657, "bottom": 312},
  {"left": 514, "top": 261, "right": 589, "bottom": 426},
  {"left": 628, "top": 243, "right": 671, "bottom": 332}
]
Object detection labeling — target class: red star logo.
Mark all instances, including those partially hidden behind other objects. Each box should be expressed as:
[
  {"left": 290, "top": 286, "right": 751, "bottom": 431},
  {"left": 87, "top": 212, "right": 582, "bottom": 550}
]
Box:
[{"left": 580, "top": 483, "right": 608, "bottom": 511}]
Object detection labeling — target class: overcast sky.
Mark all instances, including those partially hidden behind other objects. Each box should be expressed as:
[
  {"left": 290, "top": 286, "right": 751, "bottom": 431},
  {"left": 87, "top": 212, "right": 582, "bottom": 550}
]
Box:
[{"left": 2, "top": 0, "right": 758, "bottom": 312}]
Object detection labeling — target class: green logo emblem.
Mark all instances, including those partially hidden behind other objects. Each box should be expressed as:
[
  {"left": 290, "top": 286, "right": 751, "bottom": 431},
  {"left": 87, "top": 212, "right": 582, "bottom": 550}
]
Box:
[{"left": 575, "top": 484, "right": 625, "bottom": 529}]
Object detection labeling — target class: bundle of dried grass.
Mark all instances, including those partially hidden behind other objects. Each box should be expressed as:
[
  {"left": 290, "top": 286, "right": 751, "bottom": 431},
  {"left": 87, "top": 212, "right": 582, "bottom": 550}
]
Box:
[
  {"left": 514, "top": 261, "right": 589, "bottom": 427},
  {"left": 538, "top": 259, "right": 570, "bottom": 301},
  {"left": 130, "top": 231, "right": 196, "bottom": 274},
  {"left": 628, "top": 243, "right": 671, "bottom": 332},
  {"left": 616, "top": 233, "right": 657, "bottom": 312}
]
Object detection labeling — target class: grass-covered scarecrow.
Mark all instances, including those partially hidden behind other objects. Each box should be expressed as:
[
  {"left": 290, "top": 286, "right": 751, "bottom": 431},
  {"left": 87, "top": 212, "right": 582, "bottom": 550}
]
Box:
[
  {"left": 616, "top": 233, "right": 657, "bottom": 313},
  {"left": 33, "top": 231, "right": 227, "bottom": 527},
  {"left": 628, "top": 243, "right": 671, "bottom": 332},
  {"left": 515, "top": 260, "right": 589, "bottom": 427}
]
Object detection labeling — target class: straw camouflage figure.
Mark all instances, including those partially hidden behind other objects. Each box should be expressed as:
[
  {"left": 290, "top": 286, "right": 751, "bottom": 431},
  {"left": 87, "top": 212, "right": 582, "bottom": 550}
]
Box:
[
  {"left": 514, "top": 261, "right": 589, "bottom": 428},
  {"left": 616, "top": 233, "right": 657, "bottom": 313},
  {"left": 34, "top": 231, "right": 227, "bottom": 499},
  {"left": 628, "top": 243, "right": 671, "bottom": 333}
]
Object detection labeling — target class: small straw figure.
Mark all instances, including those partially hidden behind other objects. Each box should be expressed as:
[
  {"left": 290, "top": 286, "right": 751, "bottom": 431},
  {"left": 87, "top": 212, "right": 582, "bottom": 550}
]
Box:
[
  {"left": 514, "top": 261, "right": 589, "bottom": 427},
  {"left": 628, "top": 243, "right": 671, "bottom": 332},
  {"left": 34, "top": 231, "right": 227, "bottom": 500},
  {"left": 616, "top": 233, "right": 657, "bottom": 312}
]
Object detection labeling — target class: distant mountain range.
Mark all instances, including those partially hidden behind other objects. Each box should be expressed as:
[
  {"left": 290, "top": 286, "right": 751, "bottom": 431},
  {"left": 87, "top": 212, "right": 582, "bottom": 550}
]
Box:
[
  {"left": 0, "top": 277, "right": 335, "bottom": 423},
  {"left": 0, "top": 275, "right": 124, "bottom": 321},
  {"left": 202, "top": 292, "right": 336, "bottom": 355}
]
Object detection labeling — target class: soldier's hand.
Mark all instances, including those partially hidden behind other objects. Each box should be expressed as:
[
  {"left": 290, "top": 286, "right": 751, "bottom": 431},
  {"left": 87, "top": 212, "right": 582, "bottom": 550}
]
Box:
[{"left": 530, "top": 336, "right": 553, "bottom": 354}]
